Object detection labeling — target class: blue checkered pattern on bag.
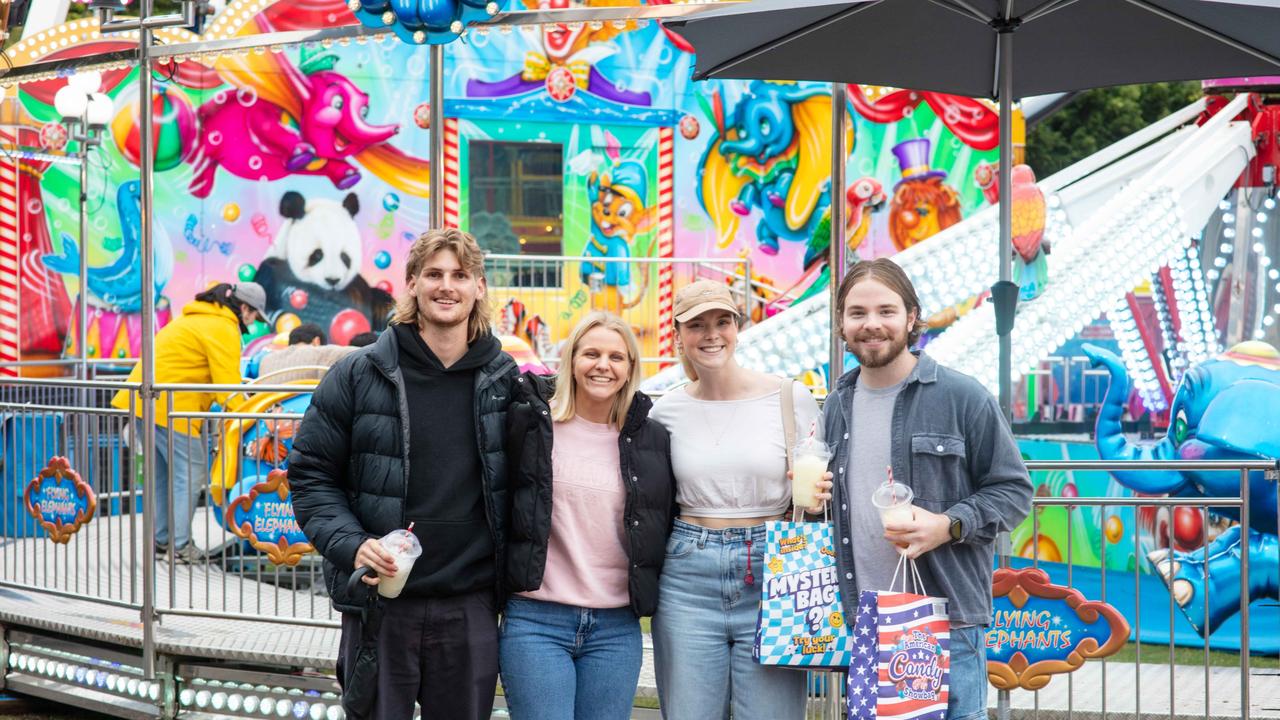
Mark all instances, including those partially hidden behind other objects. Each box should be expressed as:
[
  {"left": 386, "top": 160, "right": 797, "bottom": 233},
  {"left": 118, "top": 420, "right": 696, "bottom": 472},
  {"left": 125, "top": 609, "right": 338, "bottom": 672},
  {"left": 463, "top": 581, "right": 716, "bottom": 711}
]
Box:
[{"left": 752, "top": 520, "right": 855, "bottom": 668}]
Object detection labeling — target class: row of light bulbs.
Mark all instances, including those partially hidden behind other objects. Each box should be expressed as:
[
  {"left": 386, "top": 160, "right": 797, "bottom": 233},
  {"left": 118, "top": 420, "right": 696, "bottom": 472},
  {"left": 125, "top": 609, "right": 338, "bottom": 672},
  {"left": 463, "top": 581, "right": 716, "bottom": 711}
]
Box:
[
  {"left": 8, "top": 648, "right": 159, "bottom": 702},
  {"left": 177, "top": 679, "right": 341, "bottom": 720},
  {"left": 1168, "top": 241, "right": 1220, "bottom": 367},
  {"left": 1206, "top": 196, "right": 1278, "bottom": 341},
  {"left": 1110, "top": 295, "right": 1167, "bottom": 412},
  {"left": 1151, "top": 270, "right": 1187, "bottom": 386},
  {"left": 7, "top": 648, "right": 345, "bottom": 720},
  {"left": 736, "top": 295, "right": 831, "bottom": 379},
  {"left": 893, "top": 194, "right": 1070, "bottom": 323},
  {"left": 931, "top": 187, "right": 1185, "bottom": 395}
]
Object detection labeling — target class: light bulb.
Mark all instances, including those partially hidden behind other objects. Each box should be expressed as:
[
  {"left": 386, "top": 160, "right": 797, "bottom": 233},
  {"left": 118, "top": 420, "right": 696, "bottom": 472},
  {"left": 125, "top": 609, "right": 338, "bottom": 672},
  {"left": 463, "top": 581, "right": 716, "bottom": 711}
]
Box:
[
  {"left": 86, "top": 93, "right": 113, "bottom": 128},
  {"left": 54, "top": 85, "right": 88, "bottom": 120},
  {"left": 68, "top": 70, "right": 102, "bottom": 93}
]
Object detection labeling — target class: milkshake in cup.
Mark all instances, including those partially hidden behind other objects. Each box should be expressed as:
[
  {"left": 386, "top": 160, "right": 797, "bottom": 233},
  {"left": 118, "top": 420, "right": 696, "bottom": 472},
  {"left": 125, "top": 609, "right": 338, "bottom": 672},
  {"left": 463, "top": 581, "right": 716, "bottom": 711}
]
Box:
[
  {"left": 791, "top": 437, "right": 831, "bottom": 510},
  {"left": 375, "top": 529, "right": 422, "bottom": 599},
  {"left": 871, "top": 478, "right": 915, "bottom": 529}
]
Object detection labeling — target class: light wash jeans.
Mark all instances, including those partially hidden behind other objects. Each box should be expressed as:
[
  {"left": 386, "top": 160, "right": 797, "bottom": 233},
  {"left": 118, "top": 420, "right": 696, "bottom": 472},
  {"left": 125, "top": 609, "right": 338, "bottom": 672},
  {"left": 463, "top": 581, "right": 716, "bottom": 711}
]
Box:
[
  {"left": 946, "top": 625, "right": 988, "bottom": 720},
  {"left": 141, "top": 421, "right": 207, "bottom": 550},
  {"left": 499, "top": 596, "right": 642, "bottom": 720},
  {"left": 651, "top": 519, "right": 807, "bottom": 720}
]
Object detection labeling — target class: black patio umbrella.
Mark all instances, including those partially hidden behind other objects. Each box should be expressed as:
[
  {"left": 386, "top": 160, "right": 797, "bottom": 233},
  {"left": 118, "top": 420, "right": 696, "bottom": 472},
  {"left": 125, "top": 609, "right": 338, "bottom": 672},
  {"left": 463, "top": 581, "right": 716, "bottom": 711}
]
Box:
[{"left": 665, "top": 0, "right": 1280, "bottom": 414}]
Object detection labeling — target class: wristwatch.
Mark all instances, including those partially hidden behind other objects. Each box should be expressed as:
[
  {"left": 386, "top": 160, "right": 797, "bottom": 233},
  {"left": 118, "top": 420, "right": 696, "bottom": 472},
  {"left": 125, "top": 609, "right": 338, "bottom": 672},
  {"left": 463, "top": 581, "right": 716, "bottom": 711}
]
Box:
[{"left": 948, "top": 515, "right": 963, "bottom": 543}]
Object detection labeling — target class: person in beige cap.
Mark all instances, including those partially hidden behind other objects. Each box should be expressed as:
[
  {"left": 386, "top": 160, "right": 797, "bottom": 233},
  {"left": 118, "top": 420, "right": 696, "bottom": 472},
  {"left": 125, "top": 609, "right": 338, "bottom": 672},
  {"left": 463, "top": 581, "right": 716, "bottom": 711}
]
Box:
[
  {"left": 648, "top": 279, "right": 832, "bottom": 720},
  {"left": 112, "top": 282, "right": 267, "bottom": 565}
]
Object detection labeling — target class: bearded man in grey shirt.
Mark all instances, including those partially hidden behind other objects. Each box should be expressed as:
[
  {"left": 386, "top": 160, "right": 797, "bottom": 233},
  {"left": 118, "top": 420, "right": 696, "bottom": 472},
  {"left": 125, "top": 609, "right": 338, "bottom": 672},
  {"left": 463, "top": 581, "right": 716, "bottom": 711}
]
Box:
[{"left": 822, "top": 258, "right": 1032, "bottom": 720}]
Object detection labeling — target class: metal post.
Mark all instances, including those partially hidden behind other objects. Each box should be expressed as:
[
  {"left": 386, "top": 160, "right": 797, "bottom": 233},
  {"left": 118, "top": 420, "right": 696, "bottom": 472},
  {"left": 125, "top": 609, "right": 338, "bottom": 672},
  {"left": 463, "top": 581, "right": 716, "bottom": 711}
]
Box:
[
  {"left": 996, "top": 529, "right": 1012, "bottom": 720},
  {"left": 997, "top": 27, "right": 1015, "bottom": 421},
  {"left": 77, "top": 115, "right": 89, "bottom": 381},
  {"left": 1228, "top": 188, "right": 1253, "bottom": 346},
  {"left": 429, "top": 43, "right": 445, "bottom": 229},
  {"left": 1239, "top": 467, "right": 1251, "bottom": 720},
  {"left": 995, "top": 26, "right": 1016, "bottom": 715},
  {"left": 828, "top": 82, "right": 847, "bottom": 382},
  {"left": 138, "top": 0, "right": 158, "bottom": 681},
  {"left": 75, "top": 110, "right": 91, "bottom": 536}
]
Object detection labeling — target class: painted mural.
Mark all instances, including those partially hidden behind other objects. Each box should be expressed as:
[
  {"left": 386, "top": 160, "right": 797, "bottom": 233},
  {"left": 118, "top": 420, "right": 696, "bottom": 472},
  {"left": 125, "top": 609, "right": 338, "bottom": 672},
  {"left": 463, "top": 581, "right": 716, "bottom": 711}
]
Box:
[{"left": 4, "top": 0, "right": 1011, "bottom": 371}]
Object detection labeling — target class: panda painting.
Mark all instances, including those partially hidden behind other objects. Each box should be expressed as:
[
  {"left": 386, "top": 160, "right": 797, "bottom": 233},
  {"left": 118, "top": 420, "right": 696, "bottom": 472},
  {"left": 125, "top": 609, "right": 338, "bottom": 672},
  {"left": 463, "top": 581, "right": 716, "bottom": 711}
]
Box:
[{"left": 253, "top": 190, "right": 396, "bottom": 335}]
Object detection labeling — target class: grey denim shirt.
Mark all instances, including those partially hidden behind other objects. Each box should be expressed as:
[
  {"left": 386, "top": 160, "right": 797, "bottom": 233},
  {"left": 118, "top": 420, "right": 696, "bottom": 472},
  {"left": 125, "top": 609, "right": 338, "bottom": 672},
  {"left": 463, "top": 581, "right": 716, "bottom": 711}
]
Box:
[{"left": 823, "top": 351, "right": 1032, "bottom": 626}]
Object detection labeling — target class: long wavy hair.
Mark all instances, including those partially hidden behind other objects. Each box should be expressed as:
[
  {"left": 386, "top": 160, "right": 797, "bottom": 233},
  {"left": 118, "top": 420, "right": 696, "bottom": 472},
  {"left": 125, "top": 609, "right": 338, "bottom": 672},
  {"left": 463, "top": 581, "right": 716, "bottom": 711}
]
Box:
[
  {"left": 550, "top": 312, "right": 642, "bottom": 431},
  {"left": 392, "top": 228, "right": 492, "bottom": 343}
]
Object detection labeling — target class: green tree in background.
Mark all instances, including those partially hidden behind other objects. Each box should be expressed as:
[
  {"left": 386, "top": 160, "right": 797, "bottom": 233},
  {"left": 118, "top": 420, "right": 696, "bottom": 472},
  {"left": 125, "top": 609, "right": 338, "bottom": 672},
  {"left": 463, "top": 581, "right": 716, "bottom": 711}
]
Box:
[
  {"left": 1026, "top": 82, "right": 1203, "bottom": 178},
  {"left": 65, "top": 1, "right": 187, "bottom": 20}
]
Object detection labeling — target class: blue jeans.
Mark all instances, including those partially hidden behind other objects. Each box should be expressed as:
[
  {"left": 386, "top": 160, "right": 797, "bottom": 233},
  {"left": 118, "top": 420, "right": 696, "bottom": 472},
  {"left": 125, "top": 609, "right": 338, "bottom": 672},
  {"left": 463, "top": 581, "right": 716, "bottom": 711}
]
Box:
[
  {"left": 142, "top": 421, "right": 207, "bottom": 550},
  {"left": 652, "top": 520, "right": 807, "bottom": 720},
  {"left": 499, "top": 596, "right": 642, "bottom": 720},
  {"left": 947, "top": 625, "right": 988, "bottom": 720}
]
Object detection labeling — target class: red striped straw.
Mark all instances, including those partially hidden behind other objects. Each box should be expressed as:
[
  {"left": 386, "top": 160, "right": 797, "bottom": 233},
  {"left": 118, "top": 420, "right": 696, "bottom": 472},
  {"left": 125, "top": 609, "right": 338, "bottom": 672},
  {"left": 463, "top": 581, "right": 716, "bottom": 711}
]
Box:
[{"left": 886, "top": 465, "right": 895, "bottom": 484}]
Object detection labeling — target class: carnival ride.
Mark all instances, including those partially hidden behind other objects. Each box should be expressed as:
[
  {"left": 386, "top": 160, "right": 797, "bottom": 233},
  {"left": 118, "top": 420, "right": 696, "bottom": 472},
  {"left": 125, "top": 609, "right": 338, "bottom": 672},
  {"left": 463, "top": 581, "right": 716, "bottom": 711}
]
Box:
[{"left": 0, "top": 1, "right": 1277, "bottom": 717}]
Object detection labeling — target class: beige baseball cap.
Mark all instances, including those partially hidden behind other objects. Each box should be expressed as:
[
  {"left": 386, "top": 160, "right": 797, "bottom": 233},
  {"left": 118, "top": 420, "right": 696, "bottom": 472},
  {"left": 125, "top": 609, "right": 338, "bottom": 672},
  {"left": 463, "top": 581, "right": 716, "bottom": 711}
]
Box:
[{"left": 673, "top": 279, "right": 740, "bottom": 323}]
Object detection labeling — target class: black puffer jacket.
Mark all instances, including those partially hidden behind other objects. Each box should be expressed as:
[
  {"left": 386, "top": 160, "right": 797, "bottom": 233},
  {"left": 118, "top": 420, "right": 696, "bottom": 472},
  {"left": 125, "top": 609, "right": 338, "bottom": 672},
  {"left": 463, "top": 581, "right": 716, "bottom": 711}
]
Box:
[
  {"left": 505, "top": 372, "right": 676, "bottom": 617},
  {"left": 289, "top": 328, "right": 518, "bottom": 613}
]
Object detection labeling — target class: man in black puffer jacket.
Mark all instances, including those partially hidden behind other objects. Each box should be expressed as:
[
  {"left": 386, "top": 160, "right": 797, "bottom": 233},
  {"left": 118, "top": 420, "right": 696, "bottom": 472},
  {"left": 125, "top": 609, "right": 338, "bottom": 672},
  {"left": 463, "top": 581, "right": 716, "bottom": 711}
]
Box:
[{"left": 289, "top": 229, "right": 518, "bottom": 720}]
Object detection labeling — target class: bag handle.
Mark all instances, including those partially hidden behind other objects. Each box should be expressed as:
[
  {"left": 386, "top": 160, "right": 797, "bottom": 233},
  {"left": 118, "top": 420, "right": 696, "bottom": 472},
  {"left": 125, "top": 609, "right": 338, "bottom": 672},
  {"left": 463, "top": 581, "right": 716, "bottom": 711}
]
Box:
[
  {"left": 780, "top": 378, "right": 796, "bottom": 472},
  {"left": 889, "top": 554, "right": 930, "bottom": 596},
  {"left": 780, "top": 379, "right": 805, "bottom": 522}
]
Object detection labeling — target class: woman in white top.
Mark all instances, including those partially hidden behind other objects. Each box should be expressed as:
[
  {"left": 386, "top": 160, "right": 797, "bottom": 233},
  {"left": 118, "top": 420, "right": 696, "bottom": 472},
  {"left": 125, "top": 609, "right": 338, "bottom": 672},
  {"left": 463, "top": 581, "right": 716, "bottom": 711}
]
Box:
[{"left": 649, "top": 280, "right": 830, "bottom": 719}]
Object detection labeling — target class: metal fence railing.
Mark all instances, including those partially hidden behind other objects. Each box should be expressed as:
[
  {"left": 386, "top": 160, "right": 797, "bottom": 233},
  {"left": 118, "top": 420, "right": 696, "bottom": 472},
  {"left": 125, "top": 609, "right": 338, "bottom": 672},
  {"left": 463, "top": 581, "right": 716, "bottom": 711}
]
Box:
[
  {"left": 1, "top": 371, "right": 1273, "bottom": 719},
  {"left": 803, "top": 459, "right": 1274, "bottom": 720}
]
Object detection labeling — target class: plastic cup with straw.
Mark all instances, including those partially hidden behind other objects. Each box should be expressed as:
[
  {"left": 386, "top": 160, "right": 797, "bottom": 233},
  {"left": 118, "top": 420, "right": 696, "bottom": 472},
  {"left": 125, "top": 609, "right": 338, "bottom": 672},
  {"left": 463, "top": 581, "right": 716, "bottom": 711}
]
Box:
[
  {"left": 871, "top": 465, "right": 915, "bottom": 537},
  {"left": 374, "top": 521, "right": 422, "bottom": 599},
  {"left": 791, "top": 420, "right": 830, "bottom": 512}
]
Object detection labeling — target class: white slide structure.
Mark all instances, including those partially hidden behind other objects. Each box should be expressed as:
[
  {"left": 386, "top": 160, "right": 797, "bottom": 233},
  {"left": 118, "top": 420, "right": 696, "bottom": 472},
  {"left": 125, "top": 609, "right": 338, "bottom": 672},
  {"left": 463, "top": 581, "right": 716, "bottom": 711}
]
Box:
[{"left": 643, "top": 95, "right": 1255, "bottom": 394}]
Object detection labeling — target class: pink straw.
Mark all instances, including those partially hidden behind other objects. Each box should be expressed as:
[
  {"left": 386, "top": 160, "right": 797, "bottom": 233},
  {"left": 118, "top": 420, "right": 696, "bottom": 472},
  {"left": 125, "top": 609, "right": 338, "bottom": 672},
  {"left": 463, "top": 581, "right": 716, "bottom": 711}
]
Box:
[{"left": 886, "top": 465, "right": 895, "bottom": 484}]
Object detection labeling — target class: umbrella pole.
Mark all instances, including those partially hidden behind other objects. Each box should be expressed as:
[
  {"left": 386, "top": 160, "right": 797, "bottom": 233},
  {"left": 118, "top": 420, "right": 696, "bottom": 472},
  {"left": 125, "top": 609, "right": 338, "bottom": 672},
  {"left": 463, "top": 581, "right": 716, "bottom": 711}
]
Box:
[
  {"left": 995, "top": 24, "right": 1016, "bottom": 720},
  {"left": 996, "top": 27, "right": 1016, "bottom": 422}
]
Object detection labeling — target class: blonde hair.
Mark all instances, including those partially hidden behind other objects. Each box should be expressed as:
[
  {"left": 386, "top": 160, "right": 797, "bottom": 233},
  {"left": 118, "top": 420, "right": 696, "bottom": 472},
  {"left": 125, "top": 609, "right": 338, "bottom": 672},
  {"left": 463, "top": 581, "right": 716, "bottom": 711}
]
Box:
[
  {"left": 550, "top": 312, "right": 642, "bottom": 430},
  {"left": 392, "top": 228, "right": 492, "bottom": 343}
]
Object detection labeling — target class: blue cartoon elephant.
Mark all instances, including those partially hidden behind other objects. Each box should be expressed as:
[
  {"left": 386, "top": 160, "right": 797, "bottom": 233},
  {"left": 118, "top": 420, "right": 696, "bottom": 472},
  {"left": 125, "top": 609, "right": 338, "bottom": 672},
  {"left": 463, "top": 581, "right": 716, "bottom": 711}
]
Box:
[
  {"left": 698, "top": 81, "right": 850, "bottom": 256},
  {"left": 1082, "top": 341, "right": 1280, "bottom": 637}
]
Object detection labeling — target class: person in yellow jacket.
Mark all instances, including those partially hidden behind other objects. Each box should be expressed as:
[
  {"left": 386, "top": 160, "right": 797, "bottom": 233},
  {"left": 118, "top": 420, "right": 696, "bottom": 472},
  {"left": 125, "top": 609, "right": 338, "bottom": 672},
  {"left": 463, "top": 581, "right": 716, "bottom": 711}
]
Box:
[{"left": 113, "top": 282, "right": 267, "bottom": 563}]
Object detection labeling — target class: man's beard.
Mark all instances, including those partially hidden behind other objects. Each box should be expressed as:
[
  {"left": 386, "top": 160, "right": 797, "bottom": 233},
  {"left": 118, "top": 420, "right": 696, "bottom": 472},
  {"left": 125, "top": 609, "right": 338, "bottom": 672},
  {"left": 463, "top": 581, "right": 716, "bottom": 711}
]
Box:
[{"left": 846, "top": 331, "right": 909, "bottom": 369}]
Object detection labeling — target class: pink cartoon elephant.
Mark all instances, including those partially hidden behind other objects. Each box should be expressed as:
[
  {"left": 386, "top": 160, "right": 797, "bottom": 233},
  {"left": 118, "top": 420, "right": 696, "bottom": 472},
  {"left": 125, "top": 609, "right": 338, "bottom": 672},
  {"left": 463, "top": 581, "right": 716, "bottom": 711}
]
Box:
[{"left": 189, "top": 44, "right": 401, "bottom": 198}]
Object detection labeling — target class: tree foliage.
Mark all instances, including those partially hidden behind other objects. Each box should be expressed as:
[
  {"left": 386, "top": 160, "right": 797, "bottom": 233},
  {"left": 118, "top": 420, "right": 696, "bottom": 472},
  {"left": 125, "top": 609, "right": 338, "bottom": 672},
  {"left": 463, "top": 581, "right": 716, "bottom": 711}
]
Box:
[
  {"left": 1026, "top": 82, "right": 1203, "bottom": 178},
  {"left": 65, "top": 1, "right": 187, "bottom": 21}
]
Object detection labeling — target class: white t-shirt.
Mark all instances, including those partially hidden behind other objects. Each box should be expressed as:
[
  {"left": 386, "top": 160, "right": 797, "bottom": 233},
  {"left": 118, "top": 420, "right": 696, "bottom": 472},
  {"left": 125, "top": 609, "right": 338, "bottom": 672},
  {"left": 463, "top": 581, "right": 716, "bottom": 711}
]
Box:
[{"left": 650, "top": 382, "right": 822, "bottom": 518}]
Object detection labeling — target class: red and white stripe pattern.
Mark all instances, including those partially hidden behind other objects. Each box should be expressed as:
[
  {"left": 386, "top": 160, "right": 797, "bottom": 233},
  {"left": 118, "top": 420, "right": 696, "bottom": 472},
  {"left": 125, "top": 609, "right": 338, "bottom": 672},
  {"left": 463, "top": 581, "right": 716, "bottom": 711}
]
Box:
[
  {"left": 0, "top": 128, "right": 19, "bottom": 375},
  {"left": 443, "top": 118, "right": 460, "bottom": 229},
  {"left": 656, "top": 126, "right": 675, "bottom": 364}
]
